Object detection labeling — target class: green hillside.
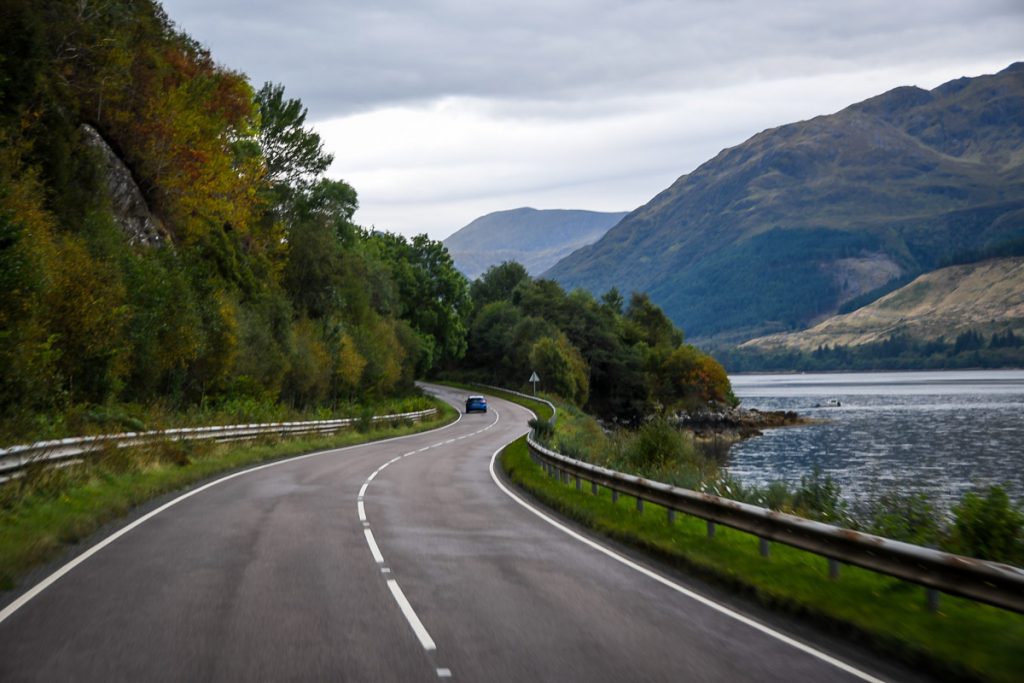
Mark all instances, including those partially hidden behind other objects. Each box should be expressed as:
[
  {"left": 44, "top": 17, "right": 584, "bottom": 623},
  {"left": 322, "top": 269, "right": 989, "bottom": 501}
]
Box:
[{"left": 545, "top": 63, "right": 1024, "bottom": 342}]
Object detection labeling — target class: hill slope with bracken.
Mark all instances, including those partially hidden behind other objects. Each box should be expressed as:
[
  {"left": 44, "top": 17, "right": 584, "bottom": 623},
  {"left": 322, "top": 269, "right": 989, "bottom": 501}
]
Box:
[
  {"left": 741, "top": 256, "right": 1024, "bottom": 351},
  {"left": 444, "top": 207, "right": 626, "bottom": 279},
  {"left": 545, "top": 63, "right": 1024, "bottom": 342}
]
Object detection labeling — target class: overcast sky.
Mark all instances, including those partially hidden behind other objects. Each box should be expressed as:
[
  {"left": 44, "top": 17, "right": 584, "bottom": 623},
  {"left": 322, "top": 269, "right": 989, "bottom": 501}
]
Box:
[{"left": 161, "top": 0, "right": 1023, "bottom": 240}]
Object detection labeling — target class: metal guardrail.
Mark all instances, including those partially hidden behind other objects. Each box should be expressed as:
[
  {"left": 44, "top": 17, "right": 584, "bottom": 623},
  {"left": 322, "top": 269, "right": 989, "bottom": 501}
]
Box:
[
  {"left": 524, "top": 431, "right": 1024, "bottom": 614},
  {"left": 0, "top": 409, "right": 437, "bottom": 484}
]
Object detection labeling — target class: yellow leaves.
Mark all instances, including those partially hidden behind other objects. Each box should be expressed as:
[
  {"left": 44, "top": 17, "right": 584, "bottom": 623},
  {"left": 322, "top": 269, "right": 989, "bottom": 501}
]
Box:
[
  {"left": 335, "top": 333, "right": 367, "bottom": 396},
  {"left": 281, "top": 317, "right": 331, "bottom": 407},
  {"left": 43, "top": 234, "right": 131, "bottom": 400},
  {"left": 87, "top": 27, "right": 265, "bottom": 246}
]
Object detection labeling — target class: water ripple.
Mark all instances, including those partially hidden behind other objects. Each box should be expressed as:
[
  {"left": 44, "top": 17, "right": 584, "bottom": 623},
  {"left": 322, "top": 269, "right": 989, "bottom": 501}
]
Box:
[{"left": 726, "top": 370, "right": 1024, "bottom": 508}]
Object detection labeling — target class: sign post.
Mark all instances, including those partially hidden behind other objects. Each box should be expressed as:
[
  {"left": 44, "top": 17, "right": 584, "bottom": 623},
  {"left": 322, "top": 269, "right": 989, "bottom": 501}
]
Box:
[{"left": 529, "top": 371, "right": 540, "bottom": 396}]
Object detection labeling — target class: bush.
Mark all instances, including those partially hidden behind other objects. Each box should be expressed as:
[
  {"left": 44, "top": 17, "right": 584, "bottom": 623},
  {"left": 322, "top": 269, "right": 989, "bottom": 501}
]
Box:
[
  {"left": 864, "top": 491, "right": 942, "bottom": 547},
  {"left": 528, "top": 417, "right": 554, "bottom": 441},
  {"left": 950, "top": 485, "right": 1023, "bottom": 564},
  {"left": 622, "top": 418, "right": 692, "bottom": 470},
  {"left": 792, "top": 467, "right": 849, "bottom": 525}
]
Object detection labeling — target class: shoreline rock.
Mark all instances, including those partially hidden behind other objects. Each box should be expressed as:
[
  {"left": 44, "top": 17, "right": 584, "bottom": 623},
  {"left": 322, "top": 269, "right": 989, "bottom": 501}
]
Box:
[{"left": 674, "top": 406, "right": 811, "bottom": 440}]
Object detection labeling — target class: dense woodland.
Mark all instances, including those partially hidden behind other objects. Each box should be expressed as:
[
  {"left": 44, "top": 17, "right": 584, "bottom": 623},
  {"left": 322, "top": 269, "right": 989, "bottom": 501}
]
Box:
[
  {"left": 0, "top": 0, "right": 730, "bottom": 441},
  {"left": 458, "top": 262, "right": 735, "bottom": 422},
  {"left": 0, "top": 0, "right": 472, "bottom": 440}
]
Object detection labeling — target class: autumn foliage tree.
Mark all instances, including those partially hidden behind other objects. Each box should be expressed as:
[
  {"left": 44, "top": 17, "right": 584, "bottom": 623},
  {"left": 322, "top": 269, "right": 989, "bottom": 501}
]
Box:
[{"left": 0, "top": 0, "right": 471, "bottom": 439}]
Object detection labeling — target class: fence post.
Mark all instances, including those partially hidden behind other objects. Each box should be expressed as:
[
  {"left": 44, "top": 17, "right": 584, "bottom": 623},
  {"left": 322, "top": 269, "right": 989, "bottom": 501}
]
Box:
[
  {"left": 591, "top": 481, "right": 598, "bottom": 495},
  {"left": 828, "top": 558, "right": 840, "bottom": 580},
  {"left": 575, "top": 474, "right": 581, "bottom": 491},
  {"left": 636, "top": 497, "right": 644, "bottom": 513},
  {"left": 667, "top": 509, "right": 676, "bottom": 525},
  {"left": 759, "top": 537, "right": 771, "bottom": 558},
  {"left": 927, "top": 589, "right": 940, "bottom": 613},
  {"left": 707, "top": 521, "right": 716, "bottom": 538},
  {"left": 611, "top": 489, "right": 619, "bottom": 504}
]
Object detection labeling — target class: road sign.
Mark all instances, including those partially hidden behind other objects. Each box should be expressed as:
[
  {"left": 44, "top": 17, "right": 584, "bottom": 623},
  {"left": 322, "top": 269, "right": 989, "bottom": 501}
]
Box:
[{"left": 529, "top": 371, "right": 540, "bottom": 395}]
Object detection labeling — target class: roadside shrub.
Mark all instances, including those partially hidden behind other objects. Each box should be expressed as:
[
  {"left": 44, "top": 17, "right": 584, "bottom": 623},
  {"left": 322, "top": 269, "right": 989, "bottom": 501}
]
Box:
[
  {"left": 528, "top": 417, "right": 554, "bottom": 441},
  {"left": 792, "top": 467, "right": 849, "bottom": 525},
  {"left": 863, "top": 491, "right": 942, "bottom": 547},
  {"left": 949, "top": 485, "right": 1023, "bottom": 565},
  {"left": 721, "top": 479, "right": 795, "bottom": 511},
  {"left": 356, "top": 405, "right": 375, "bottom": 433},
  {"left": 622, "top": 418, "right": 692, "bottom": 470}
]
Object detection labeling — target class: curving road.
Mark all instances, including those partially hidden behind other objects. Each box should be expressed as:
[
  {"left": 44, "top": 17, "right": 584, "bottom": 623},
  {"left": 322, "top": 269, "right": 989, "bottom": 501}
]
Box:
[{"left": 0, "top": 385, "right": 915, "bottom": 681}]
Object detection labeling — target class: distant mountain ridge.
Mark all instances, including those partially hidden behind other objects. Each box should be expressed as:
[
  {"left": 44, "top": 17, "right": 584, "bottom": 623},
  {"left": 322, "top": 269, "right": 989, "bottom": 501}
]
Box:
[
  {"left": 444, "top": 207, "right": 627, "bottom": 279},
  {"left": 545, "top": 62, "right": 1024, "bottom": 342},
  {"left": 742, "top": 256, "right": 1024, "bottom": 351}
]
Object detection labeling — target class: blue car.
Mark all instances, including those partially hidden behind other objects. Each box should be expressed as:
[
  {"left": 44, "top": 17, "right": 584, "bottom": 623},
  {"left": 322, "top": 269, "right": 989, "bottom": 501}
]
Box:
[{"left": 465, "top": 395, "right": 488, "bottom": 413}]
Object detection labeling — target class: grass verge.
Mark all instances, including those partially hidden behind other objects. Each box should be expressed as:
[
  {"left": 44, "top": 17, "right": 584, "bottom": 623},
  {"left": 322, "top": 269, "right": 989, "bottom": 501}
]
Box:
[
  {"left": 493, "top": 396, "right": 1023, "bottom": 683},
  {"left": 0, "top": 398, "right": 458, "bottom": 592}
]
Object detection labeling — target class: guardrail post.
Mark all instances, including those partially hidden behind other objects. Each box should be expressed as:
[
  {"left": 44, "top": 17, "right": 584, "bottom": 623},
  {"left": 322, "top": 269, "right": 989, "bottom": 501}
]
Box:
[
  {"left": 591, "top": 481, "right": 598, "bottom": 495},
  {"left": 515, "top": 393, "right": 1024, "bottom": 615},
  {"left": 575, "top": 474, "right": 581, "bottom": 491}
]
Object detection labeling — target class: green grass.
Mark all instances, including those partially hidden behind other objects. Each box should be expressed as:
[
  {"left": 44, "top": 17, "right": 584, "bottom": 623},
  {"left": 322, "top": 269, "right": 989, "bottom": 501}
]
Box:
[
  {"left": 495, "top": 404, "right": 1024, "bottom": 682},
  {"left": 0, "top": 398, "right": 458, "bottom": 591}
]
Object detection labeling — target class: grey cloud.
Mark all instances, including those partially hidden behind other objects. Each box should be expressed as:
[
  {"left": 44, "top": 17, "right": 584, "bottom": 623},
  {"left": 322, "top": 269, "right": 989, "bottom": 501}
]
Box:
[{"left": 162, "top": 0, "right": 1024, "bottom": 120}]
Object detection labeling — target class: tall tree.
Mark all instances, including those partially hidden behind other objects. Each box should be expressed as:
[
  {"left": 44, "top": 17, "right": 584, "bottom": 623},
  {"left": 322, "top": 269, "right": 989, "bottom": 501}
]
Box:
[
  {"left": 370, "top": 232, "right": 471, "bottom": 374},
  {"left": 255, "top": 82, "right": 333, "bottom": 189}
]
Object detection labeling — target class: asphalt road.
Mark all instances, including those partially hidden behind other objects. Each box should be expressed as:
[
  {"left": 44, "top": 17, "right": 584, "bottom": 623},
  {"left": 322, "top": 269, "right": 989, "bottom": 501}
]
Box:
[{"left": 0, "top": 385, "right": 909, "bottom": 681}]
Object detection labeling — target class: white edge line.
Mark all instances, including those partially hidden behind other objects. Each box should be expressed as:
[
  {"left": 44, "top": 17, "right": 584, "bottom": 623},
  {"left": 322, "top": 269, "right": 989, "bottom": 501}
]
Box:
[
  {"left": 364, "top": 528, "right": 385, "bottom": 563},
  {"left": 357, "top": 482, "right": 369, "bottom": 498},
  {"left": 0, "top": 403, "right": 463, "bottom": 626},
  {"left": 486, "top": 408, "right": 886, "bottom": 683},
  {"left": 357, "top": 500, "right": 367, "bottom": 522},
  {"left": 387, "top": 579, "right": 437, "bottom": 651}
]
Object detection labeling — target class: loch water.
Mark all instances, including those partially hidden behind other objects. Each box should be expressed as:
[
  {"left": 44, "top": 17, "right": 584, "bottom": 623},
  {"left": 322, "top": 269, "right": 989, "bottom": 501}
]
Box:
[{"left": 726, "top": 370, "right": 1024, "bottom": 509}]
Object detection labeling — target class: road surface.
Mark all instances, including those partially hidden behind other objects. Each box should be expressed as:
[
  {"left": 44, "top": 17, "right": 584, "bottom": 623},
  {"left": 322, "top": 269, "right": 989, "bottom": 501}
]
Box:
[{"left": 0, "top": 385, "right": 914, "bottom": 681}]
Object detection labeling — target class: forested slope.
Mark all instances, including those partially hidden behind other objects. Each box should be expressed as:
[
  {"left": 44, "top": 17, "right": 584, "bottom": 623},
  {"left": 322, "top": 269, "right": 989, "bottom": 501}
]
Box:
[{"left": 0, "top": 1, "right": 468, "bottom": 440}]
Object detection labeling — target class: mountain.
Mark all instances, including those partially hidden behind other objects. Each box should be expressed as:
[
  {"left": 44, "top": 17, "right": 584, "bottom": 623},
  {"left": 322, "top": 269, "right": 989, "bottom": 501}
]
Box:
[
  {"left": 741, "top": 256, "right": 1024, "bottom": 351},
  {"left": 545, "top": 63, "right": 1024, "bottom": 342},
  {"left": 444, "top": 208, "right": 627, "bottom": 279}
]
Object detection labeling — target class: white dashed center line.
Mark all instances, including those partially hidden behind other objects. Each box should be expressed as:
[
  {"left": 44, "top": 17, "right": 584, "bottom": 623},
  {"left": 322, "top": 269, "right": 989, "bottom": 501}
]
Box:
[
  {"left": 364, "top": 529, "right": 384, "bottom": 564},
  {"left": 355, "top": 401, "right": 501, "bottom": 678}
]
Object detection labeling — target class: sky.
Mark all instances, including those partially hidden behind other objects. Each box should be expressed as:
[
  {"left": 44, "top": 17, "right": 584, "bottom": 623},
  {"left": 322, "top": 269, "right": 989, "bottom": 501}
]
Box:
[{"left": 160, "top": 0, "right": 1024, "bottom": 240}]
